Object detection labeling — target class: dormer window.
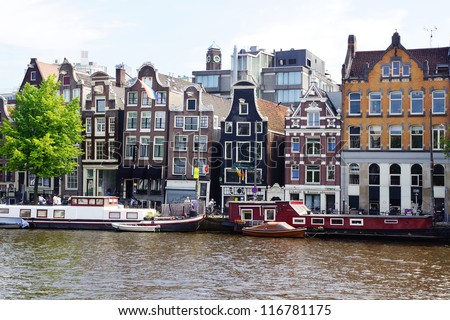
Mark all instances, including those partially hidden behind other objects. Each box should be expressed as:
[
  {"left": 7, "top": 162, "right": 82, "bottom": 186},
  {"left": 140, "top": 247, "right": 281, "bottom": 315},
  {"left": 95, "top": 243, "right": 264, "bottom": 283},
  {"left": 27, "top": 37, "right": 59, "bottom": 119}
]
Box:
[
  {"left": 381, "top": 61, "right": 411, "bottom": 78},
  {"left": 392, "top": 61, "right": 401, "bottom": 77},
  {"left": 63, "top": 76, "right": 71, "bottom": 86},
  {"left": 187, "top": 99, "right": 196, "bottom": 111},
  {"left": 30, "top": 71, "right": 36, "bottom": 81},
  {"left": 239, "top": 103, "right": 248, "bottom": 115}
]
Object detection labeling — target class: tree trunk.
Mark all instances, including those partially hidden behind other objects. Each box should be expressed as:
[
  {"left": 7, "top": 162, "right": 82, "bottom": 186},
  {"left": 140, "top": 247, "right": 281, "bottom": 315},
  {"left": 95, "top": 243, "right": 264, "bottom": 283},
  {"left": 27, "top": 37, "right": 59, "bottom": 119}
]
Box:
[{"left": 33, "top": 177, "right": 39, "bottom": 205}]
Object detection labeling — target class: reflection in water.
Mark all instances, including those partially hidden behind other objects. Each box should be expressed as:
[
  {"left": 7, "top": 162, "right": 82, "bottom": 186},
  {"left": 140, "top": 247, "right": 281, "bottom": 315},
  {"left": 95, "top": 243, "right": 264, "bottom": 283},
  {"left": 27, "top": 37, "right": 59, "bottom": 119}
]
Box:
[{"left": 0, "top": 230, "right": 449, "bottom": 299}]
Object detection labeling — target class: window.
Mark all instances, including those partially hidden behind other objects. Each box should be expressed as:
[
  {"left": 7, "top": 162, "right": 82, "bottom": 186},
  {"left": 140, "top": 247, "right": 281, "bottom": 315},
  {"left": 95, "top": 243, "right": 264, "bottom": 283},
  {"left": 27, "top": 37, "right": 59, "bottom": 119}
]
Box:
[
  {"left": 369, "top": 164, "right": 380, "bottom": 185},
  {"left": 236, "top": 142, "right": 251, "bottom": 162},
  {"left": 173, "top": 158, "right": 186, "bottom": 175},
  {"left": 125, "top": 136, "right": 136, "bottom": 159},
  {"left": 433, "top": 164, "right": 445, "bottom": 186},
  {"left": 96, "top": 98, "right": 105, "bottom": 113},
  {"left": 349, "top": 92, "right": 361, "bottom": 115},
  {"left": 153, "top": 137, "right": 164, "bottom": 159},
  {"left": 193, "top": 158, "right": 207, "bottom": 175},
  {"left": 95, "top": 141, "right": 106, "bottom": 160},
  {"left": 30, "top": 71, "right": 36, "bottom": 81},
  {"left": 63, "top": 89, "right": 70, "bottom": 102},
  {"left": 402, "top": 64, "right": 410, "bottom": 77},
  {"left": 240, "top": 209, "right": 253, "bottom": 221},
  {"left": 306, "top": 138, "right": 321, "bottom": 155},
  {"left": 85, "top": 141, "right": 92, "bottom": 160},
  {"left": 389, "top": 91, "right": 402, "bottom": 114},
  {"left": 389, "top": 125, "right": 402, "bottom": 149},
  {"left": 237, "top": 122, "right": 250, "bottom": 136},
  {"left": 140, "top": 137, "right": 150, "bottom": 158},
  {"left": 276, "top": 72, "right": 301, "bottom": 85},
  {"left": 63, "top": 76, "right": 71, "bottom": 86},
  {"left": 432, "top": 90, "right": 445, "bottom": 113},
  {"left": 195, "top": 75, "right": 219, "bottom": 88},
  {"left": 277, "top": 89, "right": 301, "bottom": 103},
  {"left": 239, "top": 103, "right": 248, "bottom": 115},
  {"left": 194, "top": 135, "right": 207, "bottom": 152},
  {"left": 369, "top": 126, "right": 381, "bottom": 149},
  {"left": 327, "top": 137, "right": 336, "bottom": 152},
  {"left": 225, "top": 168, "right": 240, "bottom": 183},
  {"left": 306, "top": 165, "right": 320, "bottom": 184},
  {"left": 256, "top": 122, "right": 263, "bottom": 133},
  {"left": 108, "top": 141, "right": 115, "bottom": 159},
  {"left": 128, "top": 91, "right": 138, "bottom": 105},
  {"left": 349, "top": 126, "right": 360, "bottom": 149},
  {"left": 187, "top": 99, "right": 196, "bottom": 111},
  {"left": 390, "top": 164, "right": 401, "bottom": 186},
  {"left": 174, "top": 136, "right": 188, "bottom": 151},
  {"left": 155, "top": 111, "right": 166, "bottom": 130},
  {"left": 127, "top": 111, "right": 137, "bottom": 130},
  {"left": 173, "top": 116, "right": 183, "bottom": 128},
  {"left": 73, "top": 88, "right": 80, "bottom": 99},
  {"left": 109, "top": 117, "right": 115, "bottom": 135},
  {"left": 142, "top": 92, "right": 151, "bottom": 106},
  {"left": 327, "top": 165, "right": 335, "bottom": 181},
  {"left": 96, "top": 118, "right": 106, "bottom": 136},
  {"left": 307, "top": 112, "right": 320, "bottom": 127},
  {"left": 411, "top": 91, "right": 424, "bottom": 114},
  {"left": 141, "top": 111, "right": 152, "bottom": 130},
  {"left": 264, "top": 208, "right": 276, "bottom": 221},
  {"left": 156, "top": 91, "right": 167, "bottom": 105},
  {"left": 433, "top": 125, "right": 445, "bottom": 150},
  {"left": 369, "top": 92, "right": 381, "bottom": 114},
  {"left": 411, "top": 126, "right": 423, "bottom": 149},
  {"left": 349, "top": 163, "right": 359, "bottom": 184},
  {"left": 291, "top": 164, "right": 299, "bottom": 180},
  {"left": 292, "top": 137, "right": 300, "bottom": 152},
  {"left": 66, "top": 169, "right": 78, "bottom": 190},
  {"left": 184, "top": 116, "right": 198, "bottom": 131},
  {"left": 201, "top": 116, "right": 208, "bottom": 128},
  {"left": 29, "top": 174, "right": 50, "bottom": 187},
  {"left": 225, "top": 122, "right": 232, "bottom": 133},
  {"left": 85, "top": 118, "right": 92, "bottom": 136},
  {"left": 382, "top": 65, "right": 390, "bottom": 77},
  {"left": 392, "top": 61, "right": 401, "bottom": 77},
  {"left": 411, "top": 164, "right": 423, "bottom": 186},
  {"left": 225, "top": 142, "right": 232, "bottom": 159}
]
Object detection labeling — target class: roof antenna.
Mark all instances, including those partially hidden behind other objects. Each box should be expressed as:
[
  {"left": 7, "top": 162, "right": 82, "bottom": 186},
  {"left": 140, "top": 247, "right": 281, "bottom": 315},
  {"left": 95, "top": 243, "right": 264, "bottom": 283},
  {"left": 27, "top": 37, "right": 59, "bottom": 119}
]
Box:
[{"left": 424, "top": 27, "right": 437, "bottom": 47}]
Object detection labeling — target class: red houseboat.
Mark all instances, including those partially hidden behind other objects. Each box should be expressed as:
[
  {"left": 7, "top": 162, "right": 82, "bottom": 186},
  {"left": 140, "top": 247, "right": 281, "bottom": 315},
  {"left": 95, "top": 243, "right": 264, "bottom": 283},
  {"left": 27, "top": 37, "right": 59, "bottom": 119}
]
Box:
[{"left": 228, "top": 200, "right": 434, "bottom": 238}]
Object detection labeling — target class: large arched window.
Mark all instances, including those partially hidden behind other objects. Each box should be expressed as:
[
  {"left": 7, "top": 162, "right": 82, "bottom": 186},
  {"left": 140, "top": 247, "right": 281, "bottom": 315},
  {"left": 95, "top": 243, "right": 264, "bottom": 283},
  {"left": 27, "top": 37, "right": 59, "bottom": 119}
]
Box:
[
  {"left": 349, "top": 163, "right": 360, "bottom": 184},
  {"left": 433, "top": 164, "right": 445, "bottom": 186},
  {"left": 390, "top": 164, "right": 401, "bottom": 185},
  {"left": 369, "top": 164, "right": 380, "bottom": 185}
]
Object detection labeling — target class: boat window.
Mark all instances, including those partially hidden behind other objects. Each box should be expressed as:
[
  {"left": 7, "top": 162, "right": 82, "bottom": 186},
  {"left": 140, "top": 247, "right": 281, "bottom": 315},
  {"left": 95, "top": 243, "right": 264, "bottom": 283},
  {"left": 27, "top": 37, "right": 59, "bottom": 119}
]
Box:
[
  {"left": 109, "top": 212, "right": 121, "bottom": 219},
  {"left": 89, "top": 199, "right": 96, "bottom": 205},
  {"left": 20, "top": 209, "right": 31, "bottom": 218},
  {"left": 126, "top": 212, "right": 138, "bottom": 219},
  {"left": 37, "top": 209, "right": 48, "bottom": 218},
  {"left": 78, "top": 198, "right": 88, "bottom": 205},
  {"left": 240, "top": 209, "right": 253, "bottom": 220},
  {"left": 330, "top": 218, "right": 344, "bottom": 225},
  {"left": 311, "top": 218, "right": 324, "bottom": 225},
  {"left": 0, "top": 208, "right": 9, "bottom": 214},
  {"left": 293, "top": 217, "right": 305, "bottom": 225},
  {"left": 350, "top": 219, "right": 363, "bottom": 226},
  {"left": 96, "top": 199, "right": 104, "bottom": 206},
  {"left": 264, "top": 208, "right": 276, "bottom": 221},
  {"left": 384, "top": 219, "right": 398, "bottom": 224},
  {"left": 54, "top": 210, "right": 65, "bottom": 218}
]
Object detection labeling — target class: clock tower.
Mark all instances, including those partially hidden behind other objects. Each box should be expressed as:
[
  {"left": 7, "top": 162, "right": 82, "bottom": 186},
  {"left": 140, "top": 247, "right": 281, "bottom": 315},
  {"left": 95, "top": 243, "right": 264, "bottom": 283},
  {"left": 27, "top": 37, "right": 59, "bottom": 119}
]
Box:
[{"left": 206, "top": 42, "right": 221, "bottom": 70}]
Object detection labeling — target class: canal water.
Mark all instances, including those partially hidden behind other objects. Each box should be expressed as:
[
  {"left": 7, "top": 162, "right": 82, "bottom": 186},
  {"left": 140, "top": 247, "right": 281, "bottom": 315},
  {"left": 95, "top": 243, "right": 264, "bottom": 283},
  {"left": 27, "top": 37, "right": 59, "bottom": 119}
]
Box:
[{"left": 1, "top": 229, "right": 449, "bottom": 300}]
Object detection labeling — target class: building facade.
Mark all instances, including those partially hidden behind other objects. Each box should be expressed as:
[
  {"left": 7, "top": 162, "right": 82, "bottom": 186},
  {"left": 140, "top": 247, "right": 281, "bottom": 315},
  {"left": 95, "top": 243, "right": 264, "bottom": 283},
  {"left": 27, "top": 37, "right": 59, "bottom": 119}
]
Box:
[
  {"left": 341, "top": 32, "right": 449, "bottom": 217},
  {"left": 284, "top": 83, "right": 342, "bottom": 212}
]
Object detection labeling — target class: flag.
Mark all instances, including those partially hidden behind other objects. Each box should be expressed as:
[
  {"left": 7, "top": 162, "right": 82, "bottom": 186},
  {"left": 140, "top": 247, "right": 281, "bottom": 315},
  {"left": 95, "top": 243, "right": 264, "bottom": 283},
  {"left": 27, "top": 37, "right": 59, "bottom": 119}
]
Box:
[
  {"left": 138, "top": 78, "right": 156, "bottom": 100},
  {"left": 236, "top": 168, "right": 241, "bottom": 178}
]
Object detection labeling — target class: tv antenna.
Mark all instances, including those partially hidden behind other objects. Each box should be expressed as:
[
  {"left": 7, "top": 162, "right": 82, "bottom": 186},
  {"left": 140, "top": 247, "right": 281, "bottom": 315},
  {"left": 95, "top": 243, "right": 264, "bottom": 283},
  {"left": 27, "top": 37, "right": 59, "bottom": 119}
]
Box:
[{"left": 424, "top": 27, "right": 437, "bottom": 47}]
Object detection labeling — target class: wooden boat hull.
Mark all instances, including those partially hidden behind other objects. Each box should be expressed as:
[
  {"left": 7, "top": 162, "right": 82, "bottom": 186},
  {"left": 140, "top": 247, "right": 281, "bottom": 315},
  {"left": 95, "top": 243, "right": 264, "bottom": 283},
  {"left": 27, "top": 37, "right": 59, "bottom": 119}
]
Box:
[
  {"left": 243, "top": 228, "right": 306, "bottom": 238},
  {"left": 112, "top": 223, "right": 160, "bottom": 232}
]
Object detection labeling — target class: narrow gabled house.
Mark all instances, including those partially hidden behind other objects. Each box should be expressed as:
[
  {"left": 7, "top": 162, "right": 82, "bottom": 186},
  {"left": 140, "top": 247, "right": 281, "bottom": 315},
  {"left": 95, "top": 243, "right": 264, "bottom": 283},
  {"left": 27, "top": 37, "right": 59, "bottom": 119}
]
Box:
[
  {"left": 165, "top": 85, "right": 214, "bottom": 203},
  {"left": 284, "top": 83, "right": 342, "bottom": 213},
  {"left": 341, "top": 32, "right": 449, "bottom": 217},
  {"left": 57, "top": 58, "right": 91, "bottom": 199},
  {"left": 220, "top": 80, "right": 286, "bottom": 212},
  {"left": 121, "top": 62, "right": 174, "bottom": 207},
  {"left": 83, "top": 66, "right": 124, "bottom": 197}
]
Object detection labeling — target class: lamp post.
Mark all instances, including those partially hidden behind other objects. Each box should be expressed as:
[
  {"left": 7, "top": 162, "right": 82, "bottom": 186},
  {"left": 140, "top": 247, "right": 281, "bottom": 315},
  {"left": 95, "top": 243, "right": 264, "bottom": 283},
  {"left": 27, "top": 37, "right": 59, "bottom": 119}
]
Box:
[
  {"left": 195, "top": 110, "right": 202, "bottom": 200},
  {"left": 429, "top": 109, "right": 435, "bottom": 220}
]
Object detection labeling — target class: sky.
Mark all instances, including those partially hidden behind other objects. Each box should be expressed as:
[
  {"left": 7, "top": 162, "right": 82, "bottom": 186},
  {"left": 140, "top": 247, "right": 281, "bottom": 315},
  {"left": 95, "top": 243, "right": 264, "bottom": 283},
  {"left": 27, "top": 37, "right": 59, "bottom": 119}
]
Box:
[{"left": 0, "top": 0, "right": 449, "bottom": 91}]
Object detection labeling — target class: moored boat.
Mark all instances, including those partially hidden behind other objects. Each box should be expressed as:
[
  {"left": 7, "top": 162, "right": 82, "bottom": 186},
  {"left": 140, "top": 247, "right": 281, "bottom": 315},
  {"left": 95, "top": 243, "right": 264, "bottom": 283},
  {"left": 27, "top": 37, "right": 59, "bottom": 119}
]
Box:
[
  {"left": 242, "top": 222, "right": 306, "bottom": 238},
  {"left": 0, "top": 196, "right": 204, "bottom": 231},
  {"left": 229, "top": 200, "right": 435, "bottom": 238},
  {"left": 112, "top": 222, "right": 161, "bottom": 232},
  {"left": 0, "top": 217, "right": 29, "bottom": 229}
]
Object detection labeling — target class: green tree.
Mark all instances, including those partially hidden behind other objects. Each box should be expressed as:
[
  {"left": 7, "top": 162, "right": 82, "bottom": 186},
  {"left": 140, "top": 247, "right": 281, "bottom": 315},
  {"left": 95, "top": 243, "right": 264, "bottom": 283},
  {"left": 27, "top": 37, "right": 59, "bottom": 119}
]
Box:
[{"left": 0, "top": 75, "right": 84, "bottom": 204}]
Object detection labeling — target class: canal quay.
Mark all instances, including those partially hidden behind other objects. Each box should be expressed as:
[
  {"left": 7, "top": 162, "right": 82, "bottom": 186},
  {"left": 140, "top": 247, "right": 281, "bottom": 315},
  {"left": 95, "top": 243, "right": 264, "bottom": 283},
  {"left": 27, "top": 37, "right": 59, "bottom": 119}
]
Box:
[{"left": 1, "top": 229, "right": 449, "bottom": 300}]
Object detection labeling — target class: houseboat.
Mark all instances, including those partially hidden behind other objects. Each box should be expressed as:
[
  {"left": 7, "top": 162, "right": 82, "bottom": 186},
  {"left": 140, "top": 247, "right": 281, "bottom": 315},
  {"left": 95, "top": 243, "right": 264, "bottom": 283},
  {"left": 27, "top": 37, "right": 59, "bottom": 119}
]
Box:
[
  {"left": 0, "top": 196, "right": 204, "bottom": 231},
  {"left": 228, "top": 200, "right": 435, "bottom": 238}
]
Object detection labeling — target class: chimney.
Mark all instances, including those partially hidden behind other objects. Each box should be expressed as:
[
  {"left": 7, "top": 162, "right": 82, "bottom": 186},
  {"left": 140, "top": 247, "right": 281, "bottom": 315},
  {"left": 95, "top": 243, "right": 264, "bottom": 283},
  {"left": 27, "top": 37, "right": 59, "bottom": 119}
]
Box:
[
  {"left": 116, "top": 64, "right": 125, "bottom": 88},
  {"left": 348, "top": 35, "right": 356, "bottom": 58}
]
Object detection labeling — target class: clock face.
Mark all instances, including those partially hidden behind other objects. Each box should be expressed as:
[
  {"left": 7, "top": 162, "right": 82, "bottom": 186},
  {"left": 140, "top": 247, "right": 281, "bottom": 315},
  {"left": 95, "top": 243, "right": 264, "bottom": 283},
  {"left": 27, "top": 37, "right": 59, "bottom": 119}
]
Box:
[
  {"left": 213, "top": 55, "right": 221, "bottom": 63},
  {"left": 206, "top": 55, "right": 211, "bottom": 63}
]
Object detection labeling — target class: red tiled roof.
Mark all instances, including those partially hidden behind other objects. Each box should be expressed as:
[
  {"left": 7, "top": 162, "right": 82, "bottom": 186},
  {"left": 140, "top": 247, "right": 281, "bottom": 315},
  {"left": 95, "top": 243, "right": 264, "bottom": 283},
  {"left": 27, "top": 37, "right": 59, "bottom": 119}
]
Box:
[{"left": 256, "top": 99, "right": 288, "bottom": 134}]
